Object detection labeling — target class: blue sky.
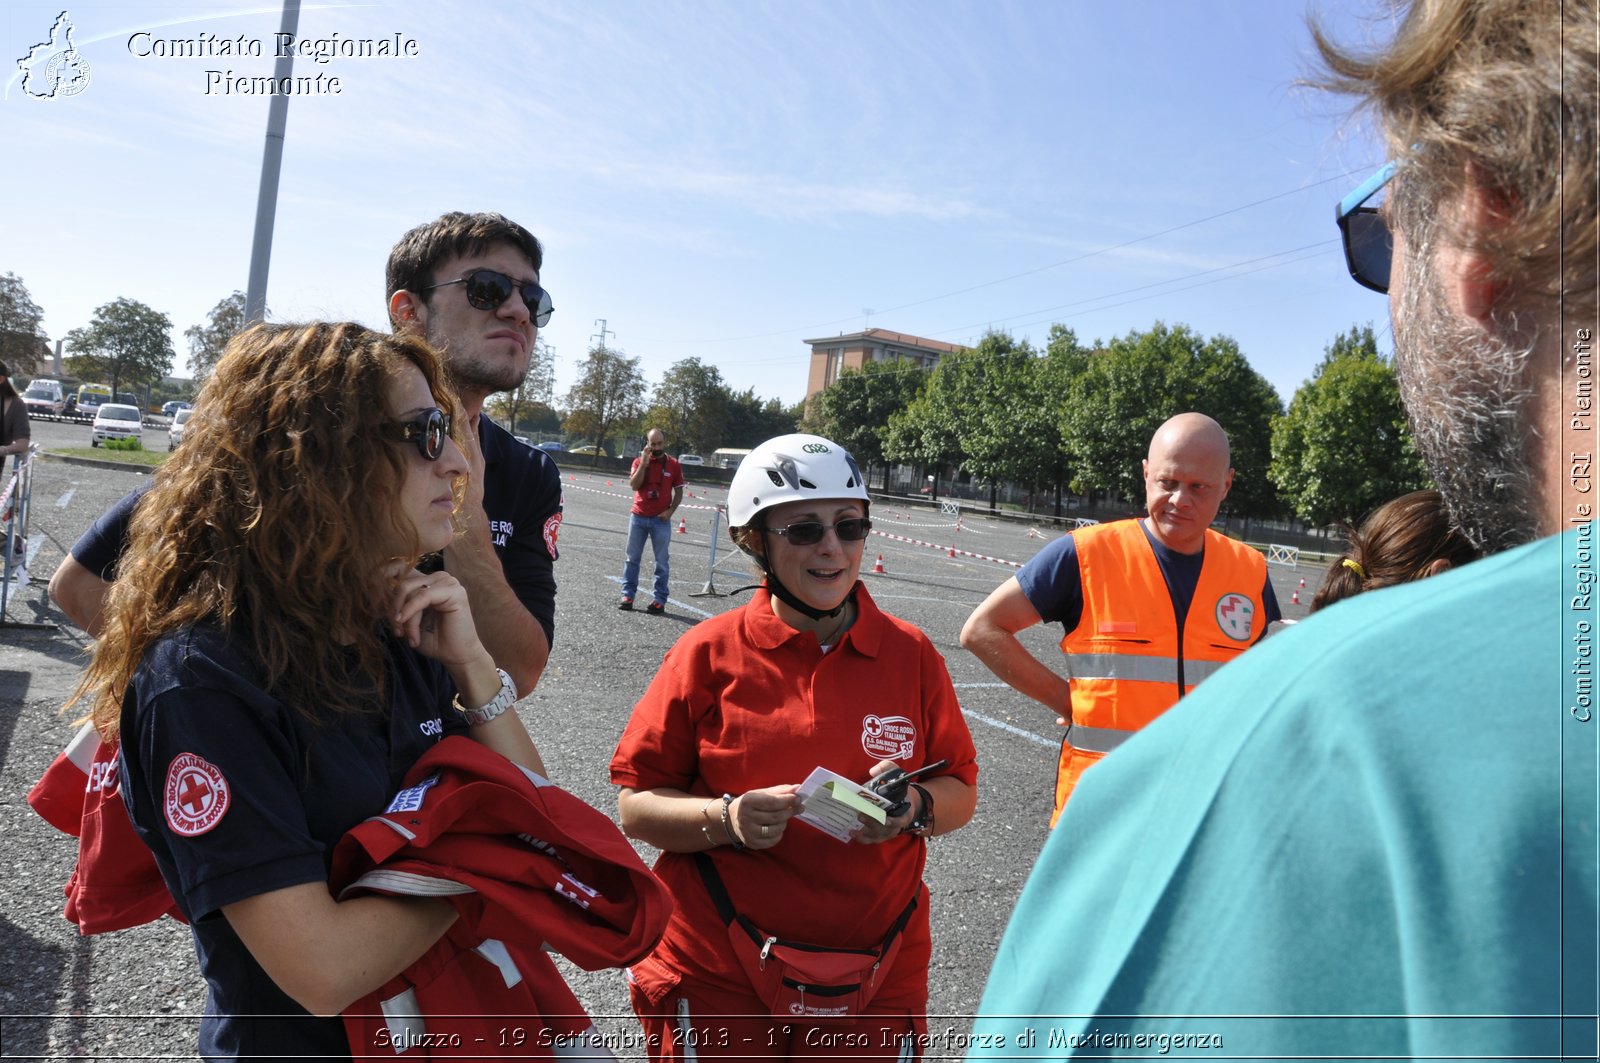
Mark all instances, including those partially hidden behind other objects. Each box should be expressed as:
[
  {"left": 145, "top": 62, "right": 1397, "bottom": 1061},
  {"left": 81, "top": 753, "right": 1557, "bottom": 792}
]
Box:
[{"left": 4, "top": 1, "right": 1396, "bottom": 410}]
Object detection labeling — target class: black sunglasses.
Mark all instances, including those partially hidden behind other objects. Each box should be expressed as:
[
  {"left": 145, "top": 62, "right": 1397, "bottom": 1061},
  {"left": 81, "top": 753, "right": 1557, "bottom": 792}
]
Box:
[
  {"left": 769, "top": 518, "right": 873, "bottom": 546},
  {"left": 422, "top": 269, "right": 554, "bottom": 327},
  {"left": 1336, "top": 161, "right": 1398, "bottom": 294},
  {"left": 385, "top": 407, "right": 452, "bottom": 461}
]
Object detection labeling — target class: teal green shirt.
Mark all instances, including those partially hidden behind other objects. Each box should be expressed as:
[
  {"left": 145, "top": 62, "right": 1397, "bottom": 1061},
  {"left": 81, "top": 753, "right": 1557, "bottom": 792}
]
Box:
[{"left": 971, "top": 529, "right": 1598, "bottom": 1060}]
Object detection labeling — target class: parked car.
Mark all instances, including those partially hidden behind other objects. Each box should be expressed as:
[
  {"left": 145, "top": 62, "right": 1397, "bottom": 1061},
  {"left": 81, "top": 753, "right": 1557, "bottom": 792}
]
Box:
[
  {"left": 168, "top": 407, "right": 193, "bottom": 450},
  {"left": 91, "top": 403, "right": 144, "bottom": 447},
  {"left": 567, "top": 444, "right": 609, "bottom": 458},
  {"left": 677, "top": 453, "right": 706, "bottom": 466},
  {"left": 535, "top": 441, "right": 564, "bottom": 452},
  {"left": 22, "top": 379, "right": 65, "bottom": 416},
  {"left": 162, "top": 400, "right": 192, "bottom": 418}
]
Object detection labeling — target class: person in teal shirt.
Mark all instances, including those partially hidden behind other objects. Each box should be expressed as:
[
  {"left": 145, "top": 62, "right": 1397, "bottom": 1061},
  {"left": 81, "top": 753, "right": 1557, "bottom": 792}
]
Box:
[{"left": 970, "top": 0, "right": 1598, "bottom": 1057}]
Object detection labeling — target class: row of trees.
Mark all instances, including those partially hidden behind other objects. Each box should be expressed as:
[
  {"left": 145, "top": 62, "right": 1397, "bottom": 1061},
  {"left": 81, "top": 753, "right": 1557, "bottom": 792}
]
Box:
[
  {"left": 0, "top": 272, "right": 225, "bottom": 402},
  {"left": 803, "top": 320, "right": 1429, "bottom": 529},
  {"left": 498, "top": 347, "right": 800, "bottom": 455}
]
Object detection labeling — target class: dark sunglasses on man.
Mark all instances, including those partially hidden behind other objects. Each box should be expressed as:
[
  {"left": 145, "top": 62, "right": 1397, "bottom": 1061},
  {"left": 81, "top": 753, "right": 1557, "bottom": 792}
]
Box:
[
  {"left": 422, "top": 268, "right": 555, "bottom": 327},
  {"left": 1336, "top": 160, "right": 1398, "bottom": 294},
  {"left": 769, "top": 518, "right": 873, "bottom": 547},
  {"left": 385, "top": 407, "right": 452, "bottom": 461}
]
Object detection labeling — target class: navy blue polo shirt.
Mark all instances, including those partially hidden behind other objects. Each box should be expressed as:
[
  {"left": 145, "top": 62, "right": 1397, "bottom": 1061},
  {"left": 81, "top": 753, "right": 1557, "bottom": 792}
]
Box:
[
  {"left": 1019, "top": 519, "right": 1281, "bottom": 639},
  {"left": 119, "top": 624, "right": 467, "bottom": 1061}
]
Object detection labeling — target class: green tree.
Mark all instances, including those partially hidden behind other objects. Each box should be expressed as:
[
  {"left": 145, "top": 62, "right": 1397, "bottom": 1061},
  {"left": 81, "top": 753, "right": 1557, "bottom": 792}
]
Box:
[
  {"left": 885, "top": 350, "right": 972, "bottom": 501},
  {"left": 65, "top": 298, "right": 174, "bottom": 398},
  {"left": 806, "top": 358, "right": 926, "bottom": 490},
  {"left": 563, "top": 345, "right": 645, "bottom": 461},
  {"left": 487, "top": 340, "right": 558, "bottom": 436},
  {"left": 0, "top": 273, "right": 47, "bottom": 376},
  {"left": 1060, "top": 321, "right": 1281, "bottom": 517},
  {"left": 723, "top": 388, "right": 798, "bottom": 448},
  {"left": 184, "top": 291, "right": 252, "bottom": 388},
  {"left": 650, "top": 357, "right": 729, "bottom": 454},
  {"left": 1270, "top": 324, "right": 1430, "bottom": 526}
]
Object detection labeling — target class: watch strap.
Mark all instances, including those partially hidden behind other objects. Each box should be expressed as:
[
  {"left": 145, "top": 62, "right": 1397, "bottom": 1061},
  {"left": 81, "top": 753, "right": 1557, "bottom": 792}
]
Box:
[{"left": 453, "top": 668, "right": 517, "bottom": 726}]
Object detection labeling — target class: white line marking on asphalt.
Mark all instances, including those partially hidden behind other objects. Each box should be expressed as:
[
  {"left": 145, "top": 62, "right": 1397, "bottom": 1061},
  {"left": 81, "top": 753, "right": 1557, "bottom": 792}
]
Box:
[
  {"left": 56, "top": 487, "right": 76, "bottom": 508},
  {"left": 961, "top": 707, "right": 1058, "bottom": 749}
]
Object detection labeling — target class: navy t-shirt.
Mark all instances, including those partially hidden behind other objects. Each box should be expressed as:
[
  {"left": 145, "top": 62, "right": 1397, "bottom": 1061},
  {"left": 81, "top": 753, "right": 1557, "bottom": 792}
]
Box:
[
  {"left": 473, "top": 416, "right": 562, "bottom": 647},
  {"left": 1018, "top": 519, "right": 1281, "bottom": 639},
  {"left": 118, "top": 624, "right": 468, "bottom": 1061},
  {"left": 70, "top": 481, "right": 150, "bottom": 579}
]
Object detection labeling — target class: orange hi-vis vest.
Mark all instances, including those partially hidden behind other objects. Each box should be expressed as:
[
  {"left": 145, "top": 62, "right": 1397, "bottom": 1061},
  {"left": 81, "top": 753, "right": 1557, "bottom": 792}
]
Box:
[{"left": 1051, "top": 519, "right": 1266, "bottom": 824}]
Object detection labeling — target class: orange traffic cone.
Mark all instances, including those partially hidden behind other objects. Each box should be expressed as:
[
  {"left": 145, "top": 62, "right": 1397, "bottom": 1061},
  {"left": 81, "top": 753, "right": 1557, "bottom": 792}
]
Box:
[
  {"left": 677, "top": 517, "right": 687, "bottom": 534},
  {"left": 1298, "top": 577, "right": 1306, "bottom": 588},
  {"left": 948, "top": 545, "right": 957, "bottom": 558},
  {"left": 872, "top": 554, "right": 885, "bottom": 574},
  {"left": 605, "top": 480, "right": 613, "bottom": 487},
  {"left": 1291, "top": 590, "right": 1301, "bottom": 605}
]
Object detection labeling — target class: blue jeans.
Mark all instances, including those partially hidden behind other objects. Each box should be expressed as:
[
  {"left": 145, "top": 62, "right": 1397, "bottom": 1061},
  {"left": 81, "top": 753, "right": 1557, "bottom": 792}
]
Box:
[{"left": 622, "top": 513, "right": 673, "bottom": 604}]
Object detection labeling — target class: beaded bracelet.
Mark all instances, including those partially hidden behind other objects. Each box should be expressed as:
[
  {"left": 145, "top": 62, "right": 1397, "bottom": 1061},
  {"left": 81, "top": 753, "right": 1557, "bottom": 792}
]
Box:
[{"left": 720, "top": 793, "right": 746, "bottom": 851}]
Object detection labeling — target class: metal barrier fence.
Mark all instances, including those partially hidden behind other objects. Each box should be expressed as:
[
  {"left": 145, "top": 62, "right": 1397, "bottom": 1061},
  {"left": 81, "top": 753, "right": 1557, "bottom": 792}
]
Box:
[{"left": 1, "top": 444, "right": 46, "bottom": 628}]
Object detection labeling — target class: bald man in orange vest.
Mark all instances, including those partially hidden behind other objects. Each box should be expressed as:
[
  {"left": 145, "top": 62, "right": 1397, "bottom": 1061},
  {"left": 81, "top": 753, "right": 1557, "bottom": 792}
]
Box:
[{"left": 961, "top": 412, "right": 1280, "bottom": 824}]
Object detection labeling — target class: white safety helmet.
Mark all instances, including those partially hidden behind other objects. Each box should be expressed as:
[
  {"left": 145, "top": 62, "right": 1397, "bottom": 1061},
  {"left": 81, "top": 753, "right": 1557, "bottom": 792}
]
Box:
[{"left": 727, "top": 434, "right": 869, "bottom": 529}]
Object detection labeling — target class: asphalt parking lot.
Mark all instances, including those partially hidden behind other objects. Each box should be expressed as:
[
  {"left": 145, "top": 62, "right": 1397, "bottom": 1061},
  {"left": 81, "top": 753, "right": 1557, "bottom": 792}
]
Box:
[{"left": 0, "top": 424, "right": 1323, "bottom": 1058}]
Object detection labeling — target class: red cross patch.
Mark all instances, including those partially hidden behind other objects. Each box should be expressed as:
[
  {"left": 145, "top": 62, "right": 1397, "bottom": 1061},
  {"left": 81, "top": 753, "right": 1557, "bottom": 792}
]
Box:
[
  {"left": 543, "top": 511, "right": 562, "bottom": 559},
  {"left": 164, "top": 753, "right": 231, "bottom": 837}
]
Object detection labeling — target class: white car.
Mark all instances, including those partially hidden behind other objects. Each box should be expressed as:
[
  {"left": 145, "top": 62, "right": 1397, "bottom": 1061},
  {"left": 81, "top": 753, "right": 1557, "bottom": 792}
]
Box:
[
  {"left": 91, "top": 403, "right": 143, "bottom": 447},
  {"left": 168, "top": 407, "right": 193, "bottom": 450},
  {"left": 678, "top": 453, "right": 706, "bottom": 465}
]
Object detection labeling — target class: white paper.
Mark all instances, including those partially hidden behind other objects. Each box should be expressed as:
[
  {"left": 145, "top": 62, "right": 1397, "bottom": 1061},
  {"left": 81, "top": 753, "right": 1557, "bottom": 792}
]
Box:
[{"left": 793, "top": 766, "right": 896, "bottom": 843}]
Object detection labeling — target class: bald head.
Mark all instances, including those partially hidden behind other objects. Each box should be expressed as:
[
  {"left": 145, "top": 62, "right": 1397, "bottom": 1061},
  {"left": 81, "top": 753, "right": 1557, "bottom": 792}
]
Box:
[{"left": 1142, "top": 413, "right": 1234, "bottom": 554}]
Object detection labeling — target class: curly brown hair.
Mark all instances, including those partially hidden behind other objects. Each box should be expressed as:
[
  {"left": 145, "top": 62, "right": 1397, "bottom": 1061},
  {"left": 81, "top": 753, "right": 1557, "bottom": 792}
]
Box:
[
  {"left": 1311, "top": 0, "right": 1597, "bottom": 312},
  {"left": 78, "top": 322, "right": 462, "bottom": 737},
  {"left": 1311, "top": 489, "right": 1481, "bottom": 611}
]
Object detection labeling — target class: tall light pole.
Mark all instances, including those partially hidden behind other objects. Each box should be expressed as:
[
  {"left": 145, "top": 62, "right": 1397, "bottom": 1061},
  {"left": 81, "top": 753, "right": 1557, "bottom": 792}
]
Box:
[{"left": 244, "top": 0, "right": 301, "bottom": 324}]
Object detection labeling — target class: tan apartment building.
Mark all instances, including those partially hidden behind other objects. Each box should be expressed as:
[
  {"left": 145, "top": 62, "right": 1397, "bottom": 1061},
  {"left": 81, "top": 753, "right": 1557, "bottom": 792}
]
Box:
[{"left": 802, "top": 328, "right": 966, "bottom": 405}]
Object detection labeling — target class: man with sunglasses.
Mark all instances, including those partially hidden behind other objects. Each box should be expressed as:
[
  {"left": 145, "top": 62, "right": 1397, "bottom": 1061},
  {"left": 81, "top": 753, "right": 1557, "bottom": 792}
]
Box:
[
  {"left": 51, "top": 218, "right": 566, "bottom": 703},
  {"left": 968, "top": 1, "right": 1597, "bottom": 1058},
  {"left": 386, "top": 211, "right": 563, "bottom": 698},
  {"left": 618, "top": 428, "right": 684, "bottom": 615},
  {"left": 961, "top": 412, "right": 1279, "bottom": 826}
]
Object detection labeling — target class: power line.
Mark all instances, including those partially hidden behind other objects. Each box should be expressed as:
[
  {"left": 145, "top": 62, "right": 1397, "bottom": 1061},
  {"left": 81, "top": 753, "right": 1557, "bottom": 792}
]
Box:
[
  {"left": 694, "top": 241, "right": 1341, "bottom": 369},
  {"left": 635, "top": 170, "right": 1362, "bottom": 346}
]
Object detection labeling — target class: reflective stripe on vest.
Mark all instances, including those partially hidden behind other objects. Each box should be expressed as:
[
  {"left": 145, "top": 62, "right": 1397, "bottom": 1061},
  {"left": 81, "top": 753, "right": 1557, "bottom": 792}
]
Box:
[
  {"left": 1065, "top": 652, "right": 1181, "bottom": 684},
  {"left": 1067, "top": 725, "right": 1131, "bottom": 754}
]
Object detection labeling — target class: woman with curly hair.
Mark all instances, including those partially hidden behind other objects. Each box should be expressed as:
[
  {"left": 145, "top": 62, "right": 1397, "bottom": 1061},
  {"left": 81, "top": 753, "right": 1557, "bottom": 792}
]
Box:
[{"left": 75, "top": 322, "right": 543, "bottom": 1060}]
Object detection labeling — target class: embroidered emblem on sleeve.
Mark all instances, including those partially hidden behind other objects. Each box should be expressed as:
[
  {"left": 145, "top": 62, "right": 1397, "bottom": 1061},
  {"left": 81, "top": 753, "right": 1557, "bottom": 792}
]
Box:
[
  {"left": 1215, "top": 592, "right": 1255, "bottom": 641},
  {"left": 861, "top": 714, "right": 918, "bottom": 760},
  {"left": 543, "top": 511, "right": 562, "bottom": 559},
  {"left": 163, "top": 753, "right": 231, "bottom": 837}
]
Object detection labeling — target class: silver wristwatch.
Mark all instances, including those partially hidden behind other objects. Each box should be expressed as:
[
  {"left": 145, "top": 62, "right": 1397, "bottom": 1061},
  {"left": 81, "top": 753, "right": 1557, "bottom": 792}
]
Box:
[{"left": 453, "top": 668, "right": 517, "bottom": 726}]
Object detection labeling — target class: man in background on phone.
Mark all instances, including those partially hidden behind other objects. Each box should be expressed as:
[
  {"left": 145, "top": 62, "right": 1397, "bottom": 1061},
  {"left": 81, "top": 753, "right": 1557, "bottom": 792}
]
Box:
[{"left": 618, "top": 428, "right": 683, "bottom": 616}]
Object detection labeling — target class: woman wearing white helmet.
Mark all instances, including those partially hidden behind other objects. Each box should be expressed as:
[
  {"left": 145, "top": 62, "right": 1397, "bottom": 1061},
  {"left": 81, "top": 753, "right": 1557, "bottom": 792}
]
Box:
[{"left": 609, "top": 433, "right": 979, "bottom": 1060}]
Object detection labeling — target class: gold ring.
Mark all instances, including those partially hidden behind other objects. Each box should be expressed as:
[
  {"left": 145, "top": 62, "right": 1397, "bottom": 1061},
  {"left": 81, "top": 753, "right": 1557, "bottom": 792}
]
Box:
[{"left": 760, "top": 824, "right": 770, "bottom": 839}]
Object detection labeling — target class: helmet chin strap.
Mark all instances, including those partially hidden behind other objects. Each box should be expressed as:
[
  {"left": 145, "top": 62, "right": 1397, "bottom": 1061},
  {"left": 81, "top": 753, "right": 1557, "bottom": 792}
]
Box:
[{"left": 750, "top": 533, "right": 851, "bottom": 621}]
